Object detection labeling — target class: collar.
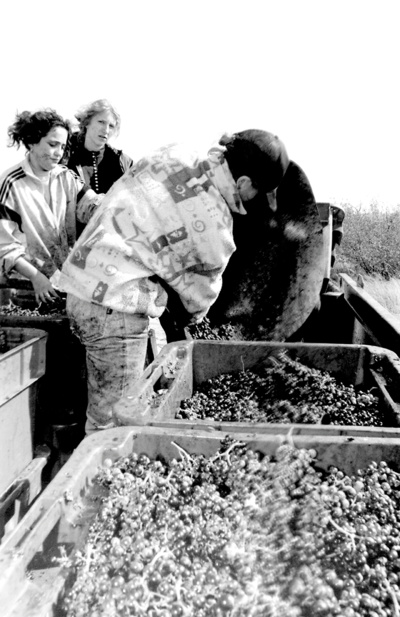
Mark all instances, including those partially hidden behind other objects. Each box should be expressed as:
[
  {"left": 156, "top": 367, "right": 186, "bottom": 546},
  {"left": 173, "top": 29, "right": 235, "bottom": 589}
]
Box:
[
  {"left": 21, "top": 156, "right": 63, "bottom": 182},
  {"left": 72, "top": 133, "right": 106, "bottom": 164}
]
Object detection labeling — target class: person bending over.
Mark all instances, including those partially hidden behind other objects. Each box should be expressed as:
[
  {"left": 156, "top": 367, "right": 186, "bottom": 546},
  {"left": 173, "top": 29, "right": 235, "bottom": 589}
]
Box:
[{"left": 56, "top": 129, "right": 289, "bottom": 433}]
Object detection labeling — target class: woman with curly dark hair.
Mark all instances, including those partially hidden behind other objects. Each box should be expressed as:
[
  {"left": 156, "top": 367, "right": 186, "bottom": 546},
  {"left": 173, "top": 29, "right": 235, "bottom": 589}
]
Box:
[
  {"left": 0, "top": 109, "right": 102, "bottom": 304},
  {"left": 64, "top": 99, "right": 134, "bottom": 196}
]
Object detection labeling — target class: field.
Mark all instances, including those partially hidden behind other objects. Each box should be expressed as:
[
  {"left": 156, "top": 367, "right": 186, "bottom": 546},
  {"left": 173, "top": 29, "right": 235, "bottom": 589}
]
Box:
[{"left": 332, "top": 202, "right": 400, "bottom": 317}]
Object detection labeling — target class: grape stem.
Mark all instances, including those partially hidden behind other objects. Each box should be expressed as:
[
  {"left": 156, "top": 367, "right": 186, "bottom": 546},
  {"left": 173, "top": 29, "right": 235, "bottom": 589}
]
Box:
[
  {"left": 327, "top": 516, "right": 360, "bottom": 549},
  {"left": 211, "top": 441, "right": 246, "bottom": 465},
  {"left": 54, "top": 544, "right": 71, "bottom": 569},
  {"left": 83, "top": 542, "right": 93, "bottom": 572},
  {"left": 171, "top": 441, "right": 194, "bottom": 463},
  {"left": 148, "top": 546, "right": 172, "bottom": 571},
  {"left": 277, "top": 426, "right": 295, "bottom": 449},
  {"left": 383, "top": 581, "right": 400, "bottom": 617}
]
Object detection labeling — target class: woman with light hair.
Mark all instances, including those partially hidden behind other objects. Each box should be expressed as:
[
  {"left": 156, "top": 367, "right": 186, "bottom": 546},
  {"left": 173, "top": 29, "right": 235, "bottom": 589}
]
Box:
[{"left": 65, "top": 99, "right": 134, "bottom": 197}]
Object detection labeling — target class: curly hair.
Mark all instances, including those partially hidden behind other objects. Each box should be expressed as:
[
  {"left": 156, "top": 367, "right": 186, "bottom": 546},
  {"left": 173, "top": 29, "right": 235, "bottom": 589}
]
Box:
[
  {"left": 7, "top": 109, "right": 71, "bottom": 150},
  {"left": 220, "top": 129, "right": 290, "bottom": 194},
  {"left": 74, "top": 99, "right": 121, "bottom": 136}
]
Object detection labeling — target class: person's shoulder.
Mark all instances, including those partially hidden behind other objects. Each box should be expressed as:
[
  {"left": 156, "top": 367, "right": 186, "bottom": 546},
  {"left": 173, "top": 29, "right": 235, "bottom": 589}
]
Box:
[
  {"left": 53, "top": 164, "right": 71, "bottom": 175},
  {"left": 68, "top": 132, "right": 81, "bottom": 149},
  {"left": 105, "top": 143, "right": 122, "bottom": 156},
  {"left": 106, "top": 144, "right": 135, "bottom": 170},
  {"left": 53, "top": 164, "right": 82, "bottom": 184},
  {"left": 284, "top": 160, "right": 312, "bottom": 184},
  {"left": 273, "top": 159, "right": 316, "bottom": 217},
  {"left": 64, "top": 132, "right": 83, "bottom": 164},
  {"left": 106, "top": 143, "right": 132, "bottom": 160},
  {"left": 277, "top": 159, "right": 315, "bottom": 202},
  {"left": 0, "top": 160, "right": 27, "bottom": 189}
]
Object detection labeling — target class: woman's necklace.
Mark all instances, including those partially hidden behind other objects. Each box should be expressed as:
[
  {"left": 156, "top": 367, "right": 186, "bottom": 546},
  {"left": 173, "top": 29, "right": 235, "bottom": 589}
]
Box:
[{"left": 91, "top": 152, "right": 99, "bottom": 192}]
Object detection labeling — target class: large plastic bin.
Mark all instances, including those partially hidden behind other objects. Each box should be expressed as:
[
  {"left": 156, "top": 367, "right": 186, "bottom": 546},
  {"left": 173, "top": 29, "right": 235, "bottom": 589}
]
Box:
[
  {"left": 0, "top": 327, "right": 47, "bottom": 406},
  {"left": 0, "top": 293, "right": 90, "bottom": 472},
  {"left": 0, "top": 328, "right": 47, "bottom": 494},
  {"left": 114, "top": 340, "right": 400, "bottom": 429},
  {"left": 2, "top": 425, "right": 400, "bottom": 616},
  {"left": 0, "top": 311, "right": 86, "bottom": 427},
  {"left": 0, "top": 328, "right": 48, "bottom": 541}
]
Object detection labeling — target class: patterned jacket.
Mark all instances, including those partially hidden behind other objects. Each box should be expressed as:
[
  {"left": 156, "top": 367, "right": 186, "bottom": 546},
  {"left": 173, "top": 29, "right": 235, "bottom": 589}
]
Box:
[
  {"left": 65, "top": 133, "right": 134, "bottom": 194},
  {"left": 57, "top": 143, "right": 245, "bottom": 321}
]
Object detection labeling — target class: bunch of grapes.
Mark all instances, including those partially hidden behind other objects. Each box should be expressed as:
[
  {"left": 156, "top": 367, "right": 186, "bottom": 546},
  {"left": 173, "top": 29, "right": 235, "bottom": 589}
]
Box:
[
  {"left": 0, "top": 295, "right": 66, "bottom": 317},
  {"left": 0, "top": 329, "right": 7, "bottom": 353},
  {"left": 59, "top": 437, "right": 400, "bottom": 616},
  {"left": 177, "top": 354, "right": 384, "bottom": 427},
  {"left": 187, "top": 318, "right": 239, "bottom": 341}
]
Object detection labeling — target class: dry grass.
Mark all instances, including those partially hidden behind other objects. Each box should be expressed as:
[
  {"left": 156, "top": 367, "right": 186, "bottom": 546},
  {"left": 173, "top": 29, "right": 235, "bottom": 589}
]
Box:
[
  {"left": 334, "top": 202, "right": 400, "bottom": 280},
  {"left": 362, "top": 275, "right": 400, "bottom": 321},
  {"left": 332, "top": 202, "right": 400, "bottom": 325}
]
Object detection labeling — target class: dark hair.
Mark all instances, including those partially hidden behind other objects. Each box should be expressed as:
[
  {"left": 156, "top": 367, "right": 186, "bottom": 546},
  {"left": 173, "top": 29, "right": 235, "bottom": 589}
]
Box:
[
  {"left": 74, "top": 98, "right": 121, "bottom": 136},
  {"left": 7, "top": 109, "right": 71, "bottom": 151},
  {"left": 220, "top": 129, "right": 290, "bottom": 193}
]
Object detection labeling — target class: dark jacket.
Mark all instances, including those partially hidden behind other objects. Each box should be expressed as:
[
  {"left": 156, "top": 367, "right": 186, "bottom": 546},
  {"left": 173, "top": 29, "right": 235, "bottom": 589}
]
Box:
[{"left": 65, "top": 133, "right": 134, "bottom": 194}]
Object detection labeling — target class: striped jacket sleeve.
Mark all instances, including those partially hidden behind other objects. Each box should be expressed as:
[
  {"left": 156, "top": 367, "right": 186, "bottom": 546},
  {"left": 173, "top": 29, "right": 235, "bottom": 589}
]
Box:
[{"left": 0, "top": 167, "right": 26, "bottom": 276}]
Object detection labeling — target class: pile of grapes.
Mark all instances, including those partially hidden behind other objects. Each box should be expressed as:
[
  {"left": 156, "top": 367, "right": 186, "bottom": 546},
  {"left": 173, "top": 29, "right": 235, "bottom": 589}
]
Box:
[
  {"left": 0, "top": 296, "right": 66, "bottom": 318},
  {"left": 177, "top": 354, "right": 384, "bottom": 426},
  {"left": 187, "top": 318, "right": 239, "bottom": 341},
  {"left": 59, "top": 437, "right": 400, "bottom": 616}
]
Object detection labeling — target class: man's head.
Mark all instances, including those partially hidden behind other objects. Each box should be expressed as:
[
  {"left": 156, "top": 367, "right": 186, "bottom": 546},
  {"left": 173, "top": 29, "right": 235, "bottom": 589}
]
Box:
[{"left": 220, "top": 129, "right": 289, "bottom": 206}]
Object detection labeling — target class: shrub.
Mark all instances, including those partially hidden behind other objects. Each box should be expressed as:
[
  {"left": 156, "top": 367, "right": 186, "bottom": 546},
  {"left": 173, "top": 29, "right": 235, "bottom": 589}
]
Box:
[{"left": 333, "top": 202, "right": 400, "bottom": 280}]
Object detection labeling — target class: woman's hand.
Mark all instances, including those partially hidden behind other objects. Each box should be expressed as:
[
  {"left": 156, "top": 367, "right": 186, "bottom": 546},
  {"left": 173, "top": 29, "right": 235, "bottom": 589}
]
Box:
[
  {"left": 14, "top": 257, "right": 59, "bottom": 305},
  {"left": 31, "top": 271, "right": 59, "bottom": 305}
]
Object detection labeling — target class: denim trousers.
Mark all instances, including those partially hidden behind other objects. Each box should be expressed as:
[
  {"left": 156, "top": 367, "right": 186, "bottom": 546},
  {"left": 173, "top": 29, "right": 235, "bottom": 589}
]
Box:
[{"left": 66, "top": 294, "right": 149, "bottom": 434}]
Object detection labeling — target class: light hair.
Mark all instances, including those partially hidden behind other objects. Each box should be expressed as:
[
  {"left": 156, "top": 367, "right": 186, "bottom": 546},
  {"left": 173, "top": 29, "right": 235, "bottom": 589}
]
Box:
[{"left": 74, "top": 99, "right": 121, "bottom": 136}]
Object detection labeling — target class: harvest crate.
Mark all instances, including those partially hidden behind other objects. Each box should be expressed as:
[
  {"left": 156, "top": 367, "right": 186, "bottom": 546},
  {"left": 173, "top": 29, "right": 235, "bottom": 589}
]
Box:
[
  {"left": 114, "top": 340, "right": 400, "bottom": 429},
  {"left": 0, "top": 328, "right": 48, "bottom": 541},
  {"left": 0, "top": 328, "right": 47, "bottom": 494},
  {"left": 0, "top": 327, "right": 47, "bottom": 406},
  {"left": 2, "top": 425, "right": 400, "bottom": 616},
  {"left": 0, "top": 311, "right": 87, "bottom": 431}
]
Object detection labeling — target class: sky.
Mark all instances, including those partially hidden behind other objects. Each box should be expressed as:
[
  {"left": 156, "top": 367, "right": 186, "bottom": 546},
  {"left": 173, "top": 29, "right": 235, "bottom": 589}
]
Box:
[{"left": 1, "top": 0, "right": 399, "bottom": 208}]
